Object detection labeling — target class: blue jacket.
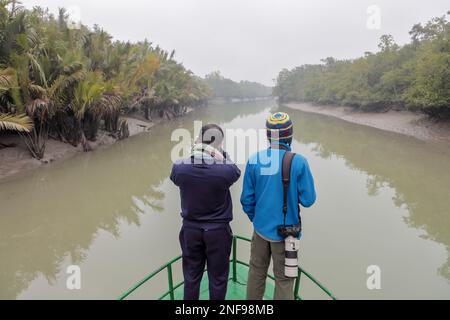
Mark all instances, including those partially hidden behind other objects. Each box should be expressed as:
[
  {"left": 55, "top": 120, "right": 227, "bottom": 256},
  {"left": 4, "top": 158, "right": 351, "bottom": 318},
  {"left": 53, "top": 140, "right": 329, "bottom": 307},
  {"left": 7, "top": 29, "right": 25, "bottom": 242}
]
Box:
[
  {"left": 240, "top": 144, "right": 316, "bottom": 241},
  {"left": 171, "top": 154, "right": 241, "bottom": 229}
]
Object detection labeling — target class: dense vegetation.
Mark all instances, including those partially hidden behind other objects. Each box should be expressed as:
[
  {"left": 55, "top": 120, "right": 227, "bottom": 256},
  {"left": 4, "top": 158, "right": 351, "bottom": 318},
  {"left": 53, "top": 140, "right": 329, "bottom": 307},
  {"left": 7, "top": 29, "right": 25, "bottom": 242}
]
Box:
[
  {"left": 0, "top": 1, "right": 210, "bottom": 157},
  {"left": 204, "top": 71, "right": 272, "bottom": 101},
  {"left": 274, "top": 12, "right": 450, "bottom": 118}
]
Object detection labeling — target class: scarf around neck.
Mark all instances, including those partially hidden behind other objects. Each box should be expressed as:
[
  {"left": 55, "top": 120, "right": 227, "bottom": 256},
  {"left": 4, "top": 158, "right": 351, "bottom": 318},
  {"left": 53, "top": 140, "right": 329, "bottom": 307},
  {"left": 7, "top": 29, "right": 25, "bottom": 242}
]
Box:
[{"left": 191, "top": 143, "right": 224, "bottom": 162}]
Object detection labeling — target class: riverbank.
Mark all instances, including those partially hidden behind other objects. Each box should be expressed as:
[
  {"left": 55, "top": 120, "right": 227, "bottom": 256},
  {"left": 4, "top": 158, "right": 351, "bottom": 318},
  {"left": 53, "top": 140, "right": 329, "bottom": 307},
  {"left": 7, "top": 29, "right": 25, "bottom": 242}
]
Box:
[
  {"left": 285, "top": 102, "right": 450, "bottom": 146},
  {"left": 0, "top": 112, "right": 189, "bottom": 183}
]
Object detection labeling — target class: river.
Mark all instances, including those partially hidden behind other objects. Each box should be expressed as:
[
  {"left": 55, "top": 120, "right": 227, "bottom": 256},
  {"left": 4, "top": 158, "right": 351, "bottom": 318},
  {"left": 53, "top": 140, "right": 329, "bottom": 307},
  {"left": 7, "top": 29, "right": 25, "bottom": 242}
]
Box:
[{"left": 1, "top": 100, "right": 449, "bottom": 299}]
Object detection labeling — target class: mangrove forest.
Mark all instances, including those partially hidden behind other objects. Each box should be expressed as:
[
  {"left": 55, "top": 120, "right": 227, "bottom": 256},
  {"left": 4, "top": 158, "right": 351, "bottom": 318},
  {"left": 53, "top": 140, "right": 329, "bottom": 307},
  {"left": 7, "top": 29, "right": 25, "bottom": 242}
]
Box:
[
  {"left": 0, "top": 1, "right": 212, "bottom": 158},
  {"left": 274, "top": 12, "right": 450, "bottom": 118}
]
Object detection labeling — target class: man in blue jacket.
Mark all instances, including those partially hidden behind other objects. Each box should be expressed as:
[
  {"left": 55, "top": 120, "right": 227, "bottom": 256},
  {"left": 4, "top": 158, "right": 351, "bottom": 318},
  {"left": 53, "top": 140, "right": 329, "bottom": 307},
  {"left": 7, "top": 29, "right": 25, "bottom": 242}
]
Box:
[
  {"left": 171, "top": 124, "right": 241, "bottom": 300},
  {"left": 240, "top": 112, "right": 316, "bottom": 300}
]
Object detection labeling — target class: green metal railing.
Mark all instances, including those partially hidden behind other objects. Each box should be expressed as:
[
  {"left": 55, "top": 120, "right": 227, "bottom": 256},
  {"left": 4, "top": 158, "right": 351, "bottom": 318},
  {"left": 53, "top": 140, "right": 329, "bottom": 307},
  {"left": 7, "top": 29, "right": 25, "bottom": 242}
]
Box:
[{"left": 118, "top": 235, "right": 337, "bottom": 300}]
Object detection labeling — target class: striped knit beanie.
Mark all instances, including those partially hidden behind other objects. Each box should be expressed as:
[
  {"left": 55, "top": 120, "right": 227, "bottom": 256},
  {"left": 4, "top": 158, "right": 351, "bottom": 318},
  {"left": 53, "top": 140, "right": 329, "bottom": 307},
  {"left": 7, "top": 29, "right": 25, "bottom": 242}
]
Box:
[{"left": 266, "top": 112, "right": 293, "bottom": 145}]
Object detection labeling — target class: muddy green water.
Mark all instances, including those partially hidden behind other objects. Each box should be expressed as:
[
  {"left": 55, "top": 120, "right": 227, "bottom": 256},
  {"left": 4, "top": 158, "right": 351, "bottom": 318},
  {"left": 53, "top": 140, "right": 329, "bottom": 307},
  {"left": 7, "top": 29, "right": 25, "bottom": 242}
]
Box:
[{"left": 1, "top": 100, "right": 450, "bottom": 299}]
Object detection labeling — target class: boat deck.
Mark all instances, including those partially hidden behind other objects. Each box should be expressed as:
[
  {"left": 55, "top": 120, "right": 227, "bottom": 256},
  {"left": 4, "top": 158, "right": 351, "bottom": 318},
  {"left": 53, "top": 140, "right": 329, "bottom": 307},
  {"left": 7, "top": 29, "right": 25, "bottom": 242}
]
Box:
[
  {"left": 119, "top": 235, "right": 336, "bottom": 300},
  {"left": 166, "top": 264, "right": 275, "bottom": 300}
]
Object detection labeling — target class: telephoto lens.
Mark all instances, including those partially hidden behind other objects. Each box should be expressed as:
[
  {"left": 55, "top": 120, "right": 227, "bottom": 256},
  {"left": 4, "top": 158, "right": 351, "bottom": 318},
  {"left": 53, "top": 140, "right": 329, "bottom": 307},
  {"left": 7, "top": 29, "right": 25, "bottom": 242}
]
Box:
[{"left": 284, "top": 236, "right": 300, "bottom": 278}]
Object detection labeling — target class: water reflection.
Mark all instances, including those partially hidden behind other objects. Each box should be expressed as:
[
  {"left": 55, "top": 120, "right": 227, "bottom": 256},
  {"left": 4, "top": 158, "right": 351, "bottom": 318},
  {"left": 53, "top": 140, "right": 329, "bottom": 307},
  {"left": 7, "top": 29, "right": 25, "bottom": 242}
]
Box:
[
  {"left": 0, "top": 100, "right": 272, "bottom": 299},
  {"left": 280, "top": 105, "right": 450, "bottom": 282}
]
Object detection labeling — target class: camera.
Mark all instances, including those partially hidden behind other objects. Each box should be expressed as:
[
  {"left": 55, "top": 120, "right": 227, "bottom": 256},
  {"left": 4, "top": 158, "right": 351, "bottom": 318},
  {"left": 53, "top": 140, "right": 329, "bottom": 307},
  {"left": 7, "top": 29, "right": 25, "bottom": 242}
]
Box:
[
  {"left": 277, "top": 224, "right": 301, "bottom": 238},
  {"left": 278, "top": 224, "right": 301, "bottom": 278}
]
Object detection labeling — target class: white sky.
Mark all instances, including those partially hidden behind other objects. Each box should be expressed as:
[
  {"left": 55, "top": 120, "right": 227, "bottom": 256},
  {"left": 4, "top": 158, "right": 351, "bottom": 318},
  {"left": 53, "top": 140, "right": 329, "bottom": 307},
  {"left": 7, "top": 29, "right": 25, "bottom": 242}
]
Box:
[{"left": 22, "top": 0, "right": 449, "bottom": 86}]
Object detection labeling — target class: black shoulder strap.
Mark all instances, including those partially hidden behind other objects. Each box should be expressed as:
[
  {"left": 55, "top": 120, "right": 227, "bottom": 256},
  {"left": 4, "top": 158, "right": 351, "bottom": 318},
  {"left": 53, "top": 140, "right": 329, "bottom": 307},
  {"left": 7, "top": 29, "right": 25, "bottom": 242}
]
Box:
[{"left": 282, "top": 152, "right": 295, "bottom": 216}]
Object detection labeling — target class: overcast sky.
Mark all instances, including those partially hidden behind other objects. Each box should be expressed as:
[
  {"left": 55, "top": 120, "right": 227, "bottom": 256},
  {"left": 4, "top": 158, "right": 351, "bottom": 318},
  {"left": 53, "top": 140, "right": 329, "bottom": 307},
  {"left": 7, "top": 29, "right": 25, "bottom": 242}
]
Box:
[{"left": 22, "top": 0, "right": 449, "bottom": 86}]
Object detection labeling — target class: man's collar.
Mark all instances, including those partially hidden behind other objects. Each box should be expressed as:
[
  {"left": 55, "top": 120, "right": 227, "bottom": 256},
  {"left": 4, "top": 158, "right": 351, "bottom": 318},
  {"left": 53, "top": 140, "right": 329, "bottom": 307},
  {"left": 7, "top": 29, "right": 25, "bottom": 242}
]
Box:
[{"left": 270, "top": 142, "right": 292, "bottom": 151}]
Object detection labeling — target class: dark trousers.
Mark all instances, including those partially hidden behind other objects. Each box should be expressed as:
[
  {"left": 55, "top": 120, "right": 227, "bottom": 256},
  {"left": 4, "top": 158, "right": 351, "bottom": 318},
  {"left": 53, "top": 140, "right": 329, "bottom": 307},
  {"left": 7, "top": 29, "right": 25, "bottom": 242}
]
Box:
[{"left": 179, "top": 226, "right": 233, "bottom": 300}]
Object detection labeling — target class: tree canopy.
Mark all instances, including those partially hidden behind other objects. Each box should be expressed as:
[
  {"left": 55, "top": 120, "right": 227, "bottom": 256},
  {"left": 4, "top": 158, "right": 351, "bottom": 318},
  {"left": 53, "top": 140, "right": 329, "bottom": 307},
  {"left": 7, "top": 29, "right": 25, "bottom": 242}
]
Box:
[
  {"left": 204, "top": 71, "right": 272, "bottom": 101},
  {"left": 274, "top": 12, "right": 450, "bottom": 118},
  {"left": 0, "top": 1, "right": 210, "bottom": 156}
]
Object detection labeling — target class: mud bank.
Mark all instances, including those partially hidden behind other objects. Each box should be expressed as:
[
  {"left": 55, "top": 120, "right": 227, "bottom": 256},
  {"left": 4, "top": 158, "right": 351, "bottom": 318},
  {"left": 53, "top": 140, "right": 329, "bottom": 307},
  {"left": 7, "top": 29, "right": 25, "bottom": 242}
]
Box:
[
  {"left": 0, "top": 113, "right": 188, "bottom": 182},
  {"left": 285, "top": 102, "right": 450, "bottom": 146}
]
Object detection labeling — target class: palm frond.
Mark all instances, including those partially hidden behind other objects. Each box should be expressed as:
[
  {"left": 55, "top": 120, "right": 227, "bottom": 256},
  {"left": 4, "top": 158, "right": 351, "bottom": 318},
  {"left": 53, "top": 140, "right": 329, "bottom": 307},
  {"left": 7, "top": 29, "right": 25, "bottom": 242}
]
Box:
[
  {"left": 49, "top": 68, "right": 86, "bottom": 100},
  {"left": 26, "top": 52, "right": 47, "bottom": 86},
  {"left": 0, "top": 113, "right": 33, "bottom": 132},
  {"left": 26, "top": 98, "right": 50, "bottom": 116},
  {"left": 0, "top": 68, "right": 16, "bottom": 91},
  {"left": 28, "top": 83, "right": 47, "bottom": 97}
]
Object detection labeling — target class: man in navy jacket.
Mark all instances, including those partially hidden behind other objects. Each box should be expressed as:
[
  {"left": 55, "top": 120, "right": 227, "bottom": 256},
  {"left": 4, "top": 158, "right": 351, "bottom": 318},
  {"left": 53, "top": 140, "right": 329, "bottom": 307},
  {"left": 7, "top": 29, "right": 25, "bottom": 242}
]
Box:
[{"left": 170, "top": 124, "right": 241, "bottom": 300}]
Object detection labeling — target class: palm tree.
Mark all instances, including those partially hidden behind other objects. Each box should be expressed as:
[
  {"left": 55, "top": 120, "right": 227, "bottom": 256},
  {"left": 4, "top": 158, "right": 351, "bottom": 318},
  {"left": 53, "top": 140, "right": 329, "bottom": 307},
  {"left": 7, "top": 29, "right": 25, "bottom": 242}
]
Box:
[
  {"left": 0, "top": 2, "right": 212, "bottom": 158},
  {"left": 69, "top": 73, "right": 121, "bottom": 151}
]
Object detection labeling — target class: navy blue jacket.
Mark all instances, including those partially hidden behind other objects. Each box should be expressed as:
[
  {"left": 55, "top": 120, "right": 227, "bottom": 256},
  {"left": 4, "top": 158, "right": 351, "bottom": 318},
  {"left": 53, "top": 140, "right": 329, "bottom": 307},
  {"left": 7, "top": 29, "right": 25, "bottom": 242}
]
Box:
[{"left": 170, "top": 155, "right": 241, "bottom": 229}]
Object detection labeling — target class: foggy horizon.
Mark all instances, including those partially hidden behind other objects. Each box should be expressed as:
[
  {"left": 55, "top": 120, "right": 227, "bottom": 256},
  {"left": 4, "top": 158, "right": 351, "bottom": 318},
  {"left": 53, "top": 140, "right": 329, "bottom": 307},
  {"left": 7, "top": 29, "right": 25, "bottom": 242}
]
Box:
[{"left": 22, "top": 0, "right": 450, "bottom": 86}]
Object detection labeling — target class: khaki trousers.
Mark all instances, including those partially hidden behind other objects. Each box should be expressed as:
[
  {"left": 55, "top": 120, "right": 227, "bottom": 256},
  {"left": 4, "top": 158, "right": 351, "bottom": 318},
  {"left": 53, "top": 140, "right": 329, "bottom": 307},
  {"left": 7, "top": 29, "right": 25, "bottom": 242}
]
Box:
[{"left": 246, "top": 231, "right": 295, "bottom": 300}]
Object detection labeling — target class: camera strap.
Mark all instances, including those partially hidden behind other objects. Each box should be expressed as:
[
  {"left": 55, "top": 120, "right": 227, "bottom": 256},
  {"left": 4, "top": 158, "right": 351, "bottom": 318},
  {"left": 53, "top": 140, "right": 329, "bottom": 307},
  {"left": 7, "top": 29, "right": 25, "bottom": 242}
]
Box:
[{"left": 282, "top": 151, "right": 295, "bottom": 225}]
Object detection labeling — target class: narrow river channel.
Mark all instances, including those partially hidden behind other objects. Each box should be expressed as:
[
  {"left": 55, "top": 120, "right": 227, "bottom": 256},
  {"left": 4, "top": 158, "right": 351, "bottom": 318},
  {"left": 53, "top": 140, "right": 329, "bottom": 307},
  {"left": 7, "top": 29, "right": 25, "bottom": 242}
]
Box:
[{"left": 1, "top": 100, "right": 449, "bottom": 299}]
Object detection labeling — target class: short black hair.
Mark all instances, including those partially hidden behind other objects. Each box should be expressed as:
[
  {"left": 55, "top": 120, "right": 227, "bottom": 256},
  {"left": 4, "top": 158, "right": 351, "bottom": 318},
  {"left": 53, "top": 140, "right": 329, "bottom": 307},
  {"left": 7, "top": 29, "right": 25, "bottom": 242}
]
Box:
[{"left": 200, "top": 124, "right": 224, "bottom": 146}]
